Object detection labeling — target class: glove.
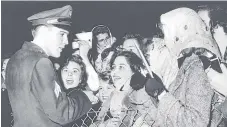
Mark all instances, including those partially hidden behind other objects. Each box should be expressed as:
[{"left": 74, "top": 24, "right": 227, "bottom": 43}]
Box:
[
  {"left": 130, "top": 72, "right": 146, "bottom": 91},
  {"left": 144, "top": 73, "right": 166, "bottom": 98}
]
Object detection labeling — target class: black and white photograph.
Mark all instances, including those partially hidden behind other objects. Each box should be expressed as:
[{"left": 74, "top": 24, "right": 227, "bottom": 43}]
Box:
[{"left": 1, "top": 1, "right": 227, "bottom": 127}]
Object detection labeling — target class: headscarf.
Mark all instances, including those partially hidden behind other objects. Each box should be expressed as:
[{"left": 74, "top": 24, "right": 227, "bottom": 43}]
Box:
[{"left": 160, "top": 7, "right": 221, "bottom": 58}]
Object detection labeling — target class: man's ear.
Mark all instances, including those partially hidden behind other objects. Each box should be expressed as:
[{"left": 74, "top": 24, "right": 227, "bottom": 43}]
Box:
[
  {"left": 32, "top": 29, "right": 36, "bottom": 37},
  {"left": 32, "top": 25, "right": 48, "bottom": 37}
]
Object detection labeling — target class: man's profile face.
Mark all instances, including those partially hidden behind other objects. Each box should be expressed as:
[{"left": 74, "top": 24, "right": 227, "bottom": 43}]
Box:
[{"left": 46, "top": 26, "right": 69, "bottom": 58}]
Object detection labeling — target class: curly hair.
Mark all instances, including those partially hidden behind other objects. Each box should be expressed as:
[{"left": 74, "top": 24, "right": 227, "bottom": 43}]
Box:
[{"left": 59, "top": 55, "right": 88, "bottom": 90}]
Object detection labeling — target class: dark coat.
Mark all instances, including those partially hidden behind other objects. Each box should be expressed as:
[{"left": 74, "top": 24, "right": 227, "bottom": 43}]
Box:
[
  {"left": 63, "top": 88, "right": 93, "bottom": 127},
  {"left": 5, "top": 42, "right": 92, "bottom": 127}
]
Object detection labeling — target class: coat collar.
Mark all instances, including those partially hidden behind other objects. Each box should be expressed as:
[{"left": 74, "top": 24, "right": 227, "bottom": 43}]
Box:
[{"left": 22, "top": 42, "right": 48, "bottom": 57}]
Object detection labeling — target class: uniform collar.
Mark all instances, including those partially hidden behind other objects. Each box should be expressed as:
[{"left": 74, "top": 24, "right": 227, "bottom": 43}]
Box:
[{"left": 22, "top": 42, "right": 48, "bottom": 57}]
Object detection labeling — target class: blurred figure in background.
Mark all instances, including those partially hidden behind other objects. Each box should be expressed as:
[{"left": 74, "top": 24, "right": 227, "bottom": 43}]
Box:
[
  {"left": 144, "top": 36, "right": 177, "bottom": 89},
  {"left": 96, "top": 47, "right": 115, "bottom": 103},
  {"left": 1, "top": 55, "right": 13, "bottom": 127},
  {"left": 121, "top": 33, "right": 146, "bottom": 58},
  {"left": 89, "top": 25, "right": 116, "bottom": 74},
  {"left": 197, "top": 5, "right": 227, "bottom": 126},
  {"left": 2, "top": 58, "right": 10, "bottom": 90},
  {"left": 199, "top": 6, "right": 227, "bottom": 126},
  {"left": 197, "top": 5, "right": 227, "bottom": 62}
]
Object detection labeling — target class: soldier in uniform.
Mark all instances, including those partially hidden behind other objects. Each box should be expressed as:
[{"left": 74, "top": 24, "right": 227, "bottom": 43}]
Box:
[{"left": 5, "top": 5, "right": 92, "bottom": 127}]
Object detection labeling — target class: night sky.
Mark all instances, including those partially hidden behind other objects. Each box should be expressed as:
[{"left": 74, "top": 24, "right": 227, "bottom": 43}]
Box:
[{"left": 2, "top": 1, "right": 226, "bottom": 62}]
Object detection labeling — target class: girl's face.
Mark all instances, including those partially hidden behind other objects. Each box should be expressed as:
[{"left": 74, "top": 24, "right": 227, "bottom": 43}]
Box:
[
  {"left": 111, "top": 56, "right": 134, "bottom": 90},
  {"left": 61, "top": 61, "right": 82, "bottom": 89},
  {"left": 98, "top": 83, "right": 114, "bottom": 102},
  {"left": 1, "top": 58, "right": 9, "bottom": 80}
]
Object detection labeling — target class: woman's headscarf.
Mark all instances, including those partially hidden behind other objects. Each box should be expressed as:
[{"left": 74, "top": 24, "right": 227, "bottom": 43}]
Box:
[{"left": 160, "top": 7, "right": 221, "bottom": 59}]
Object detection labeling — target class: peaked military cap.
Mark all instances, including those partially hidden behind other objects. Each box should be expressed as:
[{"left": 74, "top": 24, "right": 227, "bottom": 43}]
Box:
[{"left": 27, "top": 5, "right": 72, "bottom": 26}]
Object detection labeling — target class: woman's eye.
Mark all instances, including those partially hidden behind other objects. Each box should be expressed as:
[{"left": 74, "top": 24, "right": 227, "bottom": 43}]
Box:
[
  {"left": 73, "top": 70, "right": 78, "bottom": 73},
  {"left": 63, "top": 69, "right": 68, "bottom": 72}
]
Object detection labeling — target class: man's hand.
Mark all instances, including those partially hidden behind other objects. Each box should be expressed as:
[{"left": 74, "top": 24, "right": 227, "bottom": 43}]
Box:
[{"left": 207, "top": 64, "right": 227, "bottom": 96}]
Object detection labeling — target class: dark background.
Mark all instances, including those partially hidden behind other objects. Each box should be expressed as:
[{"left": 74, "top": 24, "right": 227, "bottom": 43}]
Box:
[{"left": 2, "top": 1, "right": 227, "bottom": 62}]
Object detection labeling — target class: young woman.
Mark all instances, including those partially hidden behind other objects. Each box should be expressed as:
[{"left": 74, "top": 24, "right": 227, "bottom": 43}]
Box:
[
  {"left": 92, "top": 51, "right": 157, "bottom": 127},
  {"left": 59, "top": 55, "right": 99, "bottom": 127}
]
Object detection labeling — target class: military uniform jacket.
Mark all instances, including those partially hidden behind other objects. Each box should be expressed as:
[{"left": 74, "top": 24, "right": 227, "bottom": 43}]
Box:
[{"left": 5, "top": 42, "right": 92, "bottom": 127}]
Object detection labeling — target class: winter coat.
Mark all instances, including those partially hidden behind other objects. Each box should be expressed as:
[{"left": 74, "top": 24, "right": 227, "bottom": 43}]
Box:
[{"left": 154, "top": 54, "right": 214, "bottom": 127}]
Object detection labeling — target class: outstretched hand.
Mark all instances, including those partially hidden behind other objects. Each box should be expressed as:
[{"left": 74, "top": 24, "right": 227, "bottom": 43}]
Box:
[{"left": 207, "top": 63, "right": 227, "bottom": 96}]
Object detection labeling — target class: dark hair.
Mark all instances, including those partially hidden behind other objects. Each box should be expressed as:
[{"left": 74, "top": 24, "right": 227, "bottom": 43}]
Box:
[
  {"left": 92, "top": 25, "right": 110, "bottom": 37},
  {"left": 209, "top": 7, "right": 227, "bottom": 33},
  {"left": 110, "top": 51, "right": 144, "bottom": 73},
  {"left": 197, "top": 5, "right": 227, "bottom": 33},
  {"left": 224, "top": 47, "right": 227, "bottom": 61},
  {"left": 96, "top": 43, "right": 120, "bottom": 82},
  {"left": 89, "top": 25, "right": 111, "bottom": 62},
  {"left": 143, "top": 38, "right": 154, "bottom": 55},
  {"left": 59, "top": 55, "right": 87, "bottom": 90},
  {"left": 100, "top": 42, "right": 120, "bottom": 61},
  {"left": 121, "top": 33, "right": 146, "bottom": 54},
  {"left": 110, "top": 51, "right": 145, "bottom": 90}
]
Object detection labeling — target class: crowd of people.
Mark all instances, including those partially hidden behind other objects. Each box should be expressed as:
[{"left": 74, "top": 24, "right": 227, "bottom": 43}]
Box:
[{"left": 2, "top": 4, "right": 227, "bottom": 127}]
